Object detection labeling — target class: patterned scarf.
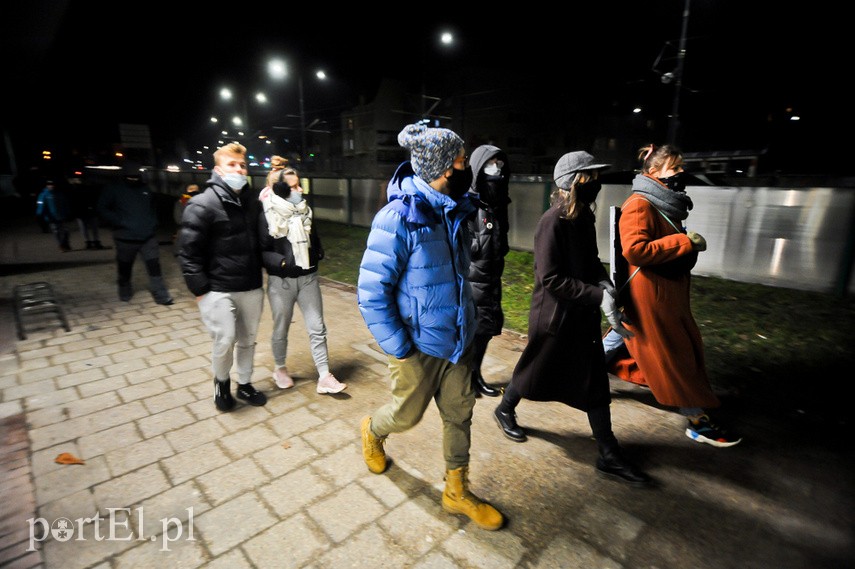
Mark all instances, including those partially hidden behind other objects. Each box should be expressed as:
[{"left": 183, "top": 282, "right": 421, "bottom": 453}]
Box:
[
  {"left": 631, "top": 174, "right": 693, "bottom": 221},
  {"left": 259, "top": 187, "right": 312, "bottom": 270}
]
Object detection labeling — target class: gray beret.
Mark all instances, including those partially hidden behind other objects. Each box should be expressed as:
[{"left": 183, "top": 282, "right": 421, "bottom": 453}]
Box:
[{"left": 553, "top": 151, "right": 610, "bottom": 189}]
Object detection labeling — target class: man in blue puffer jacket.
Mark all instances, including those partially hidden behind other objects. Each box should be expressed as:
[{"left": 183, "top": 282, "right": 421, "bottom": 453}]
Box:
[{"left": 357, "top": 123, "right": 504, "bottom": 531}]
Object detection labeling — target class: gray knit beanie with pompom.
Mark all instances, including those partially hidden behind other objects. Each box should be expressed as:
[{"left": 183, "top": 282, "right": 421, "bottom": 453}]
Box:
[{"left": 397, "top": 123, "right": 464, "bottom": 183}]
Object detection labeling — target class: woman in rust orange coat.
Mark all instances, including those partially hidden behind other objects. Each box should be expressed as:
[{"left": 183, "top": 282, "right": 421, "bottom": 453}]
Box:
[{"left": 618, "top": 144, "right": 741, "bottom": 448}]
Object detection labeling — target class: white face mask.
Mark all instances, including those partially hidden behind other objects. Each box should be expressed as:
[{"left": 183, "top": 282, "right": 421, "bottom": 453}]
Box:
[
  {"left": 221, "top": 173, "right": 247, "bottom": 191},
  {"left": 484, "top": 164, "right": 502, "bottom": 176},
  {"left": 483, "top": 158, "right": 504, "bottom": 177},
  {"left": 285, "top": 192, "right": 303, "bottom": 204}
]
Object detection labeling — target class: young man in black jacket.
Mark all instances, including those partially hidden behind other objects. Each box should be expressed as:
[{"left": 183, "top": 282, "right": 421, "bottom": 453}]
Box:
[
  {"left": 465, "top": 145, "right": 511, "bottom": 398},
  {"left": 177, "top": 142, "right": 267, "bottom": 411}
]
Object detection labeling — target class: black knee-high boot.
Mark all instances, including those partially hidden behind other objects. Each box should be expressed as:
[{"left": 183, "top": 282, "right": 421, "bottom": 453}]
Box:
[
  {"left": 471, "top": 334, "right": 500, "bottom": 397},
  {"left": 493, "top": 383, "right": 526, "bottom": 442},
  {"left": 588, "top": 405, "right": 651, "bottom": 488}
]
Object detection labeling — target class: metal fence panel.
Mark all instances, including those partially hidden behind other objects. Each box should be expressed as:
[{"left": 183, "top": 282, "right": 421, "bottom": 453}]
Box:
[{"left": 154, "top": 171, "right": 854, "bottom": 294}]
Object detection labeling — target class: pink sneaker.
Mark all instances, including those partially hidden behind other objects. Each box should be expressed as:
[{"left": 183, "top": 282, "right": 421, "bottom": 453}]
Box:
[
  {"left": 273, "top": 367, "right": 294, "bottom": 389},
  {"left": 317, "top": 373, "right": 347, "bottom": 394}
]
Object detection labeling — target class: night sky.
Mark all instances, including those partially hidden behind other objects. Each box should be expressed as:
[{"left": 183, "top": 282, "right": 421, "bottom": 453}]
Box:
[{"left": 2, "top": 1, "right": 846, "bottom": 175}]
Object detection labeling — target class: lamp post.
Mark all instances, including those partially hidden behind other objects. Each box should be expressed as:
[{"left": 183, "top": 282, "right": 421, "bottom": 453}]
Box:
[
  {"left": 667, "top": 0, "right": 691, "bottom": 145},
  {"left": 268, "top": 58, "right": 327, "bottom": 170},
  {"left": 298, "top": 74, "right": 306, "bottom": 170},
  {"left": 217, "top": 87, "right": 270, "bottom": 140},
  {"left": 419, "top": 30, "right": 456, "bottom": 125}
]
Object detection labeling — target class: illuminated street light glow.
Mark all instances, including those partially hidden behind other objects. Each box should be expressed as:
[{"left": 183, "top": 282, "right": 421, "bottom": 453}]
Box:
[
  {"left": 202, "top": 58, "right": 330, "bottom": 166},
  {"left": 440, "top": 31, "right": 453, "bottom": 45},
  {"left": 268, "top": 58, "right": 287, "bottom": 80},
  {"left": 633, "top": 107, "right": 642, "bottom": 113}
]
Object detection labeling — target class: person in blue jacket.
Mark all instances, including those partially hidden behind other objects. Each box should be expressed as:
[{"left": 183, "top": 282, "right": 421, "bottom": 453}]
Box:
[
  {"left": 35, "top": 179, "right": 72, "bottom": 252},
  {"left": 357, "top": 123, "right": 504, "bottom": 531}
]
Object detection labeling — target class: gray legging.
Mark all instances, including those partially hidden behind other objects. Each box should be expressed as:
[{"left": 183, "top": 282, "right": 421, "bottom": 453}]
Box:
[{"left": 267, "top": 273, "right": 329, "bottom": 378}]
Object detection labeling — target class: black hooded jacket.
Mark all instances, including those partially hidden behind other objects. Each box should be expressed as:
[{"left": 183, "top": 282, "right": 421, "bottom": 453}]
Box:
[
  {"left": 177, "top": 173, "right": 263, "bottom": 296},
  {"left": 466, "top": 145, "right": 511, "bottom": 336}
]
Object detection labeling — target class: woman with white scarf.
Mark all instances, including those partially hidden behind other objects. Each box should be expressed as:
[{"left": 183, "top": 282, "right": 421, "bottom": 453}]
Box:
[{"left": 258, "top": 160, "right": 346, "bottom": 394}]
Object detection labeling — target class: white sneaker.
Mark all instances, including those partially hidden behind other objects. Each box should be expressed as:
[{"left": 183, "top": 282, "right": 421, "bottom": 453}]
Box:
[
  {"left": 317, "top": 373, "right": 347, "bottom": 394},
  {"left": 273, "top": 367, "right": 294, "bottom": 389}
]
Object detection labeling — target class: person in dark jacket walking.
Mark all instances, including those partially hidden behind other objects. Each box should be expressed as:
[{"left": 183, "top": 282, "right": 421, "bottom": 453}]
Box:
[
  {"left": 492, "top": 151, "right": 651, "bottom": 488},
  {"left": 259, "top": 158, "right": 346, "bottom": 394},
  {"left": 358, "top": 123, "right": 504, "bottom": 531},
  {"left": 466, "top": 145, "right": 511, "bottom": 397},
  {"left": 69, "top": 173, "right": 106, "bottom": 250},
  {"left": 97, "top": 166, "right": 173, "bottom": 304},
  {"left": 177, "top": 142, "right": 267, "bottom": 412}
]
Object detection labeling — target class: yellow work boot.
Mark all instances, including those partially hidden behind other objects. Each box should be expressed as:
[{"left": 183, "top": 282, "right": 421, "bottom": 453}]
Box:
[
  {"left": 442, "top": 466, "right": 504, "bottom": 530},
  {"left": 360, "top": 416, "right": 388, "bottom": 474}
]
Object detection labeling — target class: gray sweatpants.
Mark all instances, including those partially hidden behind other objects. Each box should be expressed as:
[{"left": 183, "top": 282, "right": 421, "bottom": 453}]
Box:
[
  {"left": 198, "top": 288, "right": 264, "bottom": 384},
  {"left": 267, "top": 274, "right": 329, "bottom": 378}
]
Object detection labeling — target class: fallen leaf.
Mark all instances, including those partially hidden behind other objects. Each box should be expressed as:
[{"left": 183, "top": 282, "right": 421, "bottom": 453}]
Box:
[
  {"left": 281, "top": 441, "right": 291, "bottom": 449},
  {"left": 55, "top": 452, "right": 85, "bottom": 465}
]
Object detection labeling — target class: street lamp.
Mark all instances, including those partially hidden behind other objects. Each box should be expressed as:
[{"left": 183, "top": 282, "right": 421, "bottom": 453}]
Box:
[
  {"left": 421, "top": 30, "right": 456, "bottom": 121},
  {"left": 267, "top": 57, "right": 328, "bottom": 169},
  {"left": 218, "top": 86, "right": 269, "bottom": 138}
]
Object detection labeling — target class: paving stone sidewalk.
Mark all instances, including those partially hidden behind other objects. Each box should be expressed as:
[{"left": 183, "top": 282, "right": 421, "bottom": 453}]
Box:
[{"left": 0, "top": 223, "right": 853, "bottom": 569}]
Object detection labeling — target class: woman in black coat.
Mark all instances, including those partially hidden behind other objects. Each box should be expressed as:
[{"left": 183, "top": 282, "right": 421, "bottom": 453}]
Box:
[
  {"left": 493, "top": 151, "right": 651, "bottom": 488},
  {"left": 466, "top": 145, "right": 511, "bottom": 397}
]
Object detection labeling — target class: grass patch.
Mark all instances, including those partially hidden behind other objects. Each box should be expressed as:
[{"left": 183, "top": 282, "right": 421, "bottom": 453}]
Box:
[{"left": 316, "top": 220, "right": 370, "bottom": 285}]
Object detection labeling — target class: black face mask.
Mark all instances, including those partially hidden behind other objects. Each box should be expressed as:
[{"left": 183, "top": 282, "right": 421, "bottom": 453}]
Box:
[
  {"left": 446, "top": 167, "right": 473, "bottom": 200},
  {"left": 576, "top": 179, "right": 602, "bottom": 204},
  {"left": 660, "top": 171, "right": 688, "bottom": 192}
]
